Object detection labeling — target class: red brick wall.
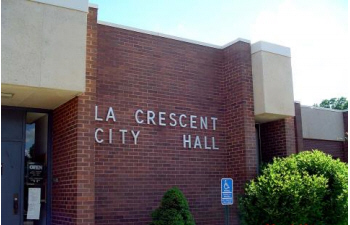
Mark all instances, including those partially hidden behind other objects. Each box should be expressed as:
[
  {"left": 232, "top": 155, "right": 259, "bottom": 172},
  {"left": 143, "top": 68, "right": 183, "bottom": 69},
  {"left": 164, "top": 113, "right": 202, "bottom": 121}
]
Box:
[
  {"left": 303, "top": 138, "right": 345, "bottom": 161},
  {"left": 95, "top": 24, "right": 223, "bottom": 225},
  {"left": 74, "top": 6, "right": 98, "bottom": 225},
  {"left": 260, "top": 117, "right": 296, "bottom": 163},
  {"left": 222, "top": 42, "right": 258, "bottom": 224},
  {"left": 93, "top": 23, "right": 257, "bottom": 225},
  {"left": 343, "top": 111, "right": 348, "bottom": 162},
  {"left": 52, "top": 97, "right": 79, "bottom": 224},
  {"left": 294, "top": 102, "right": 304, "bottom": 153},
  {"left": 52, "top": 6, "right": 257, "bottom": 225},
  {"left": 285, "top": 117, "right": 296, "bottom": 156},
  {"left": 300, "top": 111, "right": 347, "bottom": 162},
  {"left": 52, "top": 7, "right": 97, "bottom": 225}
]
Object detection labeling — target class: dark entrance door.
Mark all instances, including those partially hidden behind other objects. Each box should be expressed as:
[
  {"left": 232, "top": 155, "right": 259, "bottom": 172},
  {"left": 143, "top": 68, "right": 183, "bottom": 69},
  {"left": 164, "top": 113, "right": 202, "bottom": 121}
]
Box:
[{"left": 1, "top": 109, "right": 25, "bottom": 225}]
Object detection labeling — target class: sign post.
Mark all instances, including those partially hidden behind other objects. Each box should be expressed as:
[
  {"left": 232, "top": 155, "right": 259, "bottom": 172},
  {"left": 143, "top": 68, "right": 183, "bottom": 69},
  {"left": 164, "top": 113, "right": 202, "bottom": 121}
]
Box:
[
  {"left": 27, "top": 162, "right": 44, "bottom": 185},
  {"left": 221, "top": 178, "right": 233, "bottom": 225}
]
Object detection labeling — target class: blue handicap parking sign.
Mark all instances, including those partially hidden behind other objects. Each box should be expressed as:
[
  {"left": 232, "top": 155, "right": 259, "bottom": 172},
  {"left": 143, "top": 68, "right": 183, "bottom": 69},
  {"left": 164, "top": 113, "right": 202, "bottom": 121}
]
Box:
[{"left": 221, "top": 178, "right": 233, "bottom": 205}]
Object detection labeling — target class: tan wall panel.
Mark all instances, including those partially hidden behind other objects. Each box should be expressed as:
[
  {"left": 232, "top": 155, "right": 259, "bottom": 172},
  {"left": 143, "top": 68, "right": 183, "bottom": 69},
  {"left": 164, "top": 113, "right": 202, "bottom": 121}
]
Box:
[
  {"left": 2, "top": 0, "right": 86, "bottom": 93},
  {"left": 1, "top": 84, "right": 80, "bottom": 109},
  {"left": 252, "top": 52, "right": 266, "bottom": 116},
  {"left": 40, "top": 4, "right": 87, "bottom": 90},
  {"left": 301, "top": 106, "right": 345, "bottom": 141},
  {"left": 2, "top": 0, "right": 43, "bottom": 87},
  {"left": 252, "top": 41, "right": 295, "bottom": 123},
  {"left": 262, "top": 52, "right": 294, "bottom": 116}
]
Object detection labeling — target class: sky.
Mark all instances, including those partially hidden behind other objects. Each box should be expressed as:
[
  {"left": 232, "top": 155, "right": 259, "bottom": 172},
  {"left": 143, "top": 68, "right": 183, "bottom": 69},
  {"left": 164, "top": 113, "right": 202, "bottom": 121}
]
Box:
[
  {"left": 25, "top": 124, "right": 35, "bottom": 158},
  {"left": 89, "top": 0, "right": 348, "bottom": 106}
]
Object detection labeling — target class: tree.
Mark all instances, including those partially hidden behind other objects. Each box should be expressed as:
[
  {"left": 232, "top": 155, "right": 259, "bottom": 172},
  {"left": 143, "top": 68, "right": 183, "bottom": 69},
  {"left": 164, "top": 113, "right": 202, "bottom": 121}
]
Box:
[
  {"left": 314, "top": 97, "right": 348, "bottom": 110},
  {"left": 238, "top": 150, "right": 348, "bottom": 225},
  {"left": 150, "top": 187, "right": 195, "bottom": 225}
]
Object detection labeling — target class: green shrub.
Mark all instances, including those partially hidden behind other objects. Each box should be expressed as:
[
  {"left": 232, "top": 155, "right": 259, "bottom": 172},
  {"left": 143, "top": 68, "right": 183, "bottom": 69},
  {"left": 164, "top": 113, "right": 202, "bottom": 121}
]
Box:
[
  {"left": 150, "top": 187, "right": 195, "bottom": 225},
  {"left": 239, "top": 150, "right": 348, "bottom": 225}
]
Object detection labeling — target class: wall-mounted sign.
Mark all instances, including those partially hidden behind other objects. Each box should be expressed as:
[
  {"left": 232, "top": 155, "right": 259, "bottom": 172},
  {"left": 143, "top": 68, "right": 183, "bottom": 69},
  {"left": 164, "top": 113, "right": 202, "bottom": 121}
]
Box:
[
  {"left": 27, "top": 162, "right": 44, "bottom": 184},
  {"left": 27, "top": 188, "right": 41, "bottom": 220},
  {"left": 221, "top": 178, "right": 233, "bottom": 205},
  {"left": 94, "top": 106, "right": 219, "bottom": 150}
]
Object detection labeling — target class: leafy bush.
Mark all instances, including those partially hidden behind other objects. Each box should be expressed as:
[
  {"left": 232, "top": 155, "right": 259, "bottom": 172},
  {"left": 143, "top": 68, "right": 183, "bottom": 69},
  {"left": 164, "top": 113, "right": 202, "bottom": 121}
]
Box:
[
  {"left": 239, "top": 150, "right": 348, "bottom": 225},
  {"left": 150, "top": 187, "right": 195, "bottom": 225}
]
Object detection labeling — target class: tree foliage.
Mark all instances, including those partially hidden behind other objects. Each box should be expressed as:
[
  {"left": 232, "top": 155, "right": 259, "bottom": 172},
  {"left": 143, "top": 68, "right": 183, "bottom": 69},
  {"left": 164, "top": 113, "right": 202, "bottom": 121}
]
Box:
[
  {"left": 239, "top": 150, "right": 348, "bottom": 225},
  {"left": 150, "top": 187, "right": 195, "bottom": 225},
  {"left": 314, "top": 97, "right": 348, "bottom": 110}
]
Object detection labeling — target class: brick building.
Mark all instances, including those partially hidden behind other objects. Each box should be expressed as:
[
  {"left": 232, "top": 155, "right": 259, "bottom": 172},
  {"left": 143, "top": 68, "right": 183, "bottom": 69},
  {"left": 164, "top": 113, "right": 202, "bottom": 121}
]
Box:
[{"left": 1, "top": 1, "right": 348, "bottom": 225}]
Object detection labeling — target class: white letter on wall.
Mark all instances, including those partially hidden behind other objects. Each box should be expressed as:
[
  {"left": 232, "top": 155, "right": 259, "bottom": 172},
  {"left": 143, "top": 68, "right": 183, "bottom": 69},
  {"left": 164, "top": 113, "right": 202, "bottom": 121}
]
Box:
[
  {"left": 169, "top": 113, "right": 177, "bottom": 127},
  {"left": 193, "top": 136, "right": 202, "bottom": 149},
  {"left": 131, "top": 130, "right": 140, "bottom": 145},
  {"left": 211, "top": 117, "right": 218, "bottom": 130},
  {"left": 159, "top": 112, "right": 166, "bottom": 126},
  {"left": 204, "top": 136, "right": 211, "bottom": 150},
  {"left": 119, "top": 129, "right": 127, "bottom": 144},
  {"left": 190, "top": 115, "right": 197, "bottom": 129},
  {"left": 106, "top": 107, "right": 116, "bottom": 122},
  {"left": 147, "top": 111, "right": 156, "bottom": 125},
  {"left": 183, "top": 134, "right": 191, "bottom": 148},
  {"left": 109, "top": 129, "right": 112, "bottom": 144},
  {"left": 212, "top": 137, "right": 219, "bottom": 150},
  {"left": 135, "top": 109, "right": 144, "bottom": 124},
  {"left": 95, "top": 105, "right": 103, "bottom": 121},
  {"left": 200, "top": 117, "right": 208, "bottom": 129},
  {"left": 95, "top": 128, "right": 104, "bottom": 143},
  {"left": 179, "top": 114, "right": 187, "bottom": 128}
]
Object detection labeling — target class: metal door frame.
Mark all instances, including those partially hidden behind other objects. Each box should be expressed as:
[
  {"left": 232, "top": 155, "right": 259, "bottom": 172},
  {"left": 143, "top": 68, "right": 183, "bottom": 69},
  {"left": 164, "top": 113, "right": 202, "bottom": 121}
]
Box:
[{"left": 1, "top": 106, "right": 52, "bottom": 224}]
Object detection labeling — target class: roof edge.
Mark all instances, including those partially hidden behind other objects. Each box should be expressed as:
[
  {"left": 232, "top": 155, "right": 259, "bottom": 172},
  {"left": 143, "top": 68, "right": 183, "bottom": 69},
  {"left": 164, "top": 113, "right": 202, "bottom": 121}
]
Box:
[
  {"left": 88, "top": 3, "right": 98, "bottom": 8},
  {"left": 301, "top": 105, "right": 348, "bottom": 113},
  {"left": 251, "top": 41, "right": 291, "bottom": 57},
  {"left": 97, "top": 20, "right": 250, "bottom": 49}
]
